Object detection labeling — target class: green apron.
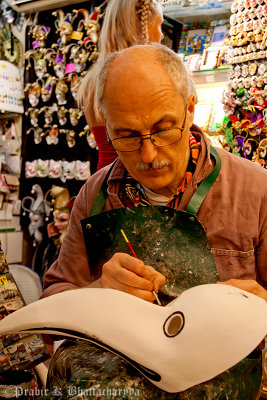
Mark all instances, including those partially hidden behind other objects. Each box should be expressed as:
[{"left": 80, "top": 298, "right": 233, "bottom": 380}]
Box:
[{"left": 44, "top": 147, "right": 262, "bottom": 400}]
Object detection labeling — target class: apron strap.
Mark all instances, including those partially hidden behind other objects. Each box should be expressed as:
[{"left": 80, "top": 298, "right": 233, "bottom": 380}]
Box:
[
  {"left": 186, "top": 145, "right": 221, "bottom": 215},
  {"left": 89, "top": 146, "right": 221, "bottom": 217},
  {"left": 89, "top": 159, "right": 118, "bottom": 217}
]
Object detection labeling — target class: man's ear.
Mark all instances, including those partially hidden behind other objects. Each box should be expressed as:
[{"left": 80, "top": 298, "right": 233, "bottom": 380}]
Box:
[{"left": 187, "top": 93, "right": 195, "bottom": 128}]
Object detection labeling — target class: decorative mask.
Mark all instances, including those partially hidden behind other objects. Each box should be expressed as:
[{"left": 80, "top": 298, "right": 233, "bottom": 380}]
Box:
[
  {"left": 28, "top": 25, "right": 50, "bottom": 49},
  {"left": 24, "top": 81, "right": 42, "bottom": 107},
  {"left": 68, "top": 73, "right": 81, "bottom": 100},
  {"left": 41, "top": 74, "right": 56, "bottom": 102},
  {"left": 25, "top": 160, "right": 37, "bottom": 178},
  {"left": 26, "top": 107, "right": 39, "bottom": 126},
  {"left": 0, "top": 285, "right": 266, "bottom": 393},
  {"left": 25, "top": 49, "right": 47, "bottom": 79},
  {"left": 59, "top": 129, "right": 76, "bottom": 147},
  {"left": 57, "top": 107, "right": 67, "bottom": 126},
  {"left": 80, "top": 125, "right": 96, "bottom": 148},
  {"left": 62, "top": 161, "right": 76, "bottom": 180},
  {"left": 46, "top": 45, "right": 66, "bottom": 79},
  {"left": 55, "top": 79, "right": 68, "bottom": 105},
  {"left": 45, "top": 125, "right": 59, "bottom": 145},
  {"left": 21, "top": 184, "right": 51, "bottom": 246},
  {"left": 49, "top": 160, "right": 62, "bottom": 179},
  {"left": 73, "top": 7, "right": 101, "bottom": 47},
  {"left": 40, "top": 104, "right": 57, "bottom": 126},
  {"left": 0, "top": 24, "right": 21, "bottom": 65},
  {"left": 52, "top": 9, "right": 75, "bottom": 45},
  {"left": 75, "top": 160, "right": 90, "bottom": 180},
  {"left": 26, "top": 127, "right": 44, "bottom": 145},
  {"left": 69, "top": 108, "right": 83, "bottom": 126},
  {"left": 258, "top": 138, "right": 267, "bottom": 159},
  {"left": 64, "top": 43, "right": 88, "bottom": 74},
  {"left": 37, "top": 159, "right": 49, "bottom": 178}
]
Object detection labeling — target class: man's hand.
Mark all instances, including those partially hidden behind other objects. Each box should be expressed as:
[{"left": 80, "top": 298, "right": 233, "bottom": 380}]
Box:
[
  {"left": 101, "top": 252, "right": 166, "bottom": 302},
  {"left": 217, "top": 279, "right": 267, "bottom": 301}
]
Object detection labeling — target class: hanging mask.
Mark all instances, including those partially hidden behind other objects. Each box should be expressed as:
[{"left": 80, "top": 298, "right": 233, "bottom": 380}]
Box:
[
  {"left": 57, "top": 107, "right": 68, "bottom": 126},
  {"left": 52, "top": 9, "right": 75, "bottom": 46},
  {"left": 62, "top": 160, "right": 76, "bottom": 181},
  {"left": 40, "top": 104, "right": 57, "bottom": 126},
  {"left": 60, "top": 129, "right": 76, "bottom": 147},
  {"left": 45, "top": 125, "right": 59, "bottom": 145},
  {"left": 55, "top": 79, "right": 68, "bottom": 105},
  {"left": 37, "top": 159, "right": 49, "bottom": 178},
  {"left": 74, "top": 7, "right": 101, "bottom": 47},
  {"left": 25, "top": 49, "right": 47, "bottom": 79},
  {"left": 0, "top": 24, "right": 21, "bottom": 65},
  {"left": 66, "top": 43, "right": 89, "bottom": 74},
  {"left": 41, "top": 74, "right": 56, "bottom": 103},
  {"left": 69, "top": 108, "right": 83, "bottom": 126},
  {"left": 28, "top": 25, "right": 50, "bottom": 49},
  {"left": 26, "top": 107, "right": 39, "bottom": 127},
  {"left": 68, "top": 73, "right": 81, "bottom": 100},
  {"left": 24, "top": 81, "right": 42, "bottom": 107},
  {"left": 75, "top": 160, "right": 90, "bottom": 180},
  {"left": 258, "top": 138, "right": 267, "bottom": 159},
  {"left": 25, "top": 160, "right": 38, "bottom": 178},
  {"left": 26, "top": 127, "right": 44, "bottom": 145},
  {"left": 49, "top": 160, "right": 62, "bottom": 179}
]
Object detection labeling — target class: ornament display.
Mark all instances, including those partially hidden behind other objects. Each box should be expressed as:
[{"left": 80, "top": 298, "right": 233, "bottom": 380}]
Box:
[{"left": 222, "top": 0, "right": 267, "bottom": 167}]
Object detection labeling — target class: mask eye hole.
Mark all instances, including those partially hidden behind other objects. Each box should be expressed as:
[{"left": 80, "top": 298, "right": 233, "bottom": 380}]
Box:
[{"left": 163, "top": 312, "right": 184, "bottom": 338}]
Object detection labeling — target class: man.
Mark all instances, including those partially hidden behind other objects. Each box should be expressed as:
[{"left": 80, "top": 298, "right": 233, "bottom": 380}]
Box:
[
  {"left": 42, "top": 44, "right": 266, "bottom": 398},
  {"left": 42, "top": 44, "right": 267, "bottom": 301}
]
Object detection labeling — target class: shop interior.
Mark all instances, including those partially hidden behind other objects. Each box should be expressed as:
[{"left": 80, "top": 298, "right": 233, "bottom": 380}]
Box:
[{"left": 0, "top": 0, "right": 266, "bottom": 397}]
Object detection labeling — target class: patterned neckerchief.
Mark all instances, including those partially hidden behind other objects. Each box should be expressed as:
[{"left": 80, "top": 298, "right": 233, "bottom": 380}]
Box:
[{"left": 118, "top": 133, "right": 200, "bottom": 209}]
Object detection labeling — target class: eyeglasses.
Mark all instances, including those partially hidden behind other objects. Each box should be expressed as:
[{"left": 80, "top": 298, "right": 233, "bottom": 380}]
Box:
[{"left": 107, "top": 110, "right": 187, "bottom": 153}]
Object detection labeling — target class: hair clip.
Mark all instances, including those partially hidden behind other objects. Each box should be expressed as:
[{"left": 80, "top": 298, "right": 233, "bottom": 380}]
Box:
[
  {"left": 49, "top": 160, "right": 62, "bottom": 179},
  {"left": 45, "top": 125, "right": 59, "bottom": 145},
  {"left": 69, "top": 108, "right": 83, "bottom": 126},
  {"left": 24, "top": 81, "right": 42, "bottom": 107},
  {"left": 52, "top": 9, "right": 76, "bottom": 45},
  {"left": 57, "top": 106, "right": 68, "bottom": 126},
  {"left": 75, "top": 160, "right": 90, "bottom": 180},
  {"left": 25, "top": 160, "right": 38, "bottom": 178},
  {"left": 28, "top": 25, "right": 50, "bottom": 49},
  {"left": 41, "top": 74, "right": 56, "bottom": 102},
  {"left": 25, "top": 49, "right": 47, "bottom": 79},
  {"left": 37, "top": 159, "right": 49, "bottom": 177},
  {"left": 55, "top": 78, "right": 69, "bottom": 105},
  {"left": 26, "top": 107, "right": 39, "bottom": 126}
]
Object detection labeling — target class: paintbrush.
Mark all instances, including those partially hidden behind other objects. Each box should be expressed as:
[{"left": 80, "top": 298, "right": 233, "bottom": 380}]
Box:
[{"left": 120, "top": 229, "right": 161, "bottom": 306}]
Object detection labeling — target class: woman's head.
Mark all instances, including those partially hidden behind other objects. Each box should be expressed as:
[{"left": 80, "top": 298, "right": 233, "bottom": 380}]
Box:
[
  {"left": 78, "top": 0, "right": 163, "bottom": 124},
  {"left": 98, "top": 0, "right": 163, "bottom": 54}
]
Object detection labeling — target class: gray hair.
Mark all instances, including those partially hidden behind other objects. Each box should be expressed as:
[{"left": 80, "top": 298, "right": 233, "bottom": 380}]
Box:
[
  {"left": 77, "top": 0, "right": 162, "bottom": 121},
  {"left": 96, "top": 43, "right": 190, "bottom": 116}
]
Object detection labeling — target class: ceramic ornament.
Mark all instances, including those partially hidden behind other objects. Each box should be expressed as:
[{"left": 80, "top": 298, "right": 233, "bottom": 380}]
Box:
[{"left": 0, "top": 284, "right": 266, "bottom": 393}]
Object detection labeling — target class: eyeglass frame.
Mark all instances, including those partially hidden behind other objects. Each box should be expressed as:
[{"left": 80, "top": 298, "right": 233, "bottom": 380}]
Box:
[{"left": 105, "top": 107, "right": 188, "bottom": 153}]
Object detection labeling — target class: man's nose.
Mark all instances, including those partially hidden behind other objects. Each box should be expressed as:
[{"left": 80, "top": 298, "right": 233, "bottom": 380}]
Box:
[{"left": 139, "top": 137, "right": 158, "bottom": 164}]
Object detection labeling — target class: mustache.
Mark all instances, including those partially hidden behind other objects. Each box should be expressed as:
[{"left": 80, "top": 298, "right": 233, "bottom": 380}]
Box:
[{"left": 136, "top": 159, "right": 171, "bottom": 170}]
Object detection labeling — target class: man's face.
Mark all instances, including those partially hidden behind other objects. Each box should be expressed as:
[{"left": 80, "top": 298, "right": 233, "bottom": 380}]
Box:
[{"left": 104, "top": 53, "right": 194, "bottom": 198}]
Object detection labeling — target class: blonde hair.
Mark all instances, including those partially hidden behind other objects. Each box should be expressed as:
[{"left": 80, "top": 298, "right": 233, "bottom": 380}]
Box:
[{"left": 77, "top": 0, "right": 162, "bottom": 122}]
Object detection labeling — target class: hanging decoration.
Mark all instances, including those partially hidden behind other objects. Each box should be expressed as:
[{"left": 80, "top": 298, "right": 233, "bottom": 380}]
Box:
[{"left": 221, "top": 0, "right": 267, "bottom": 168}]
